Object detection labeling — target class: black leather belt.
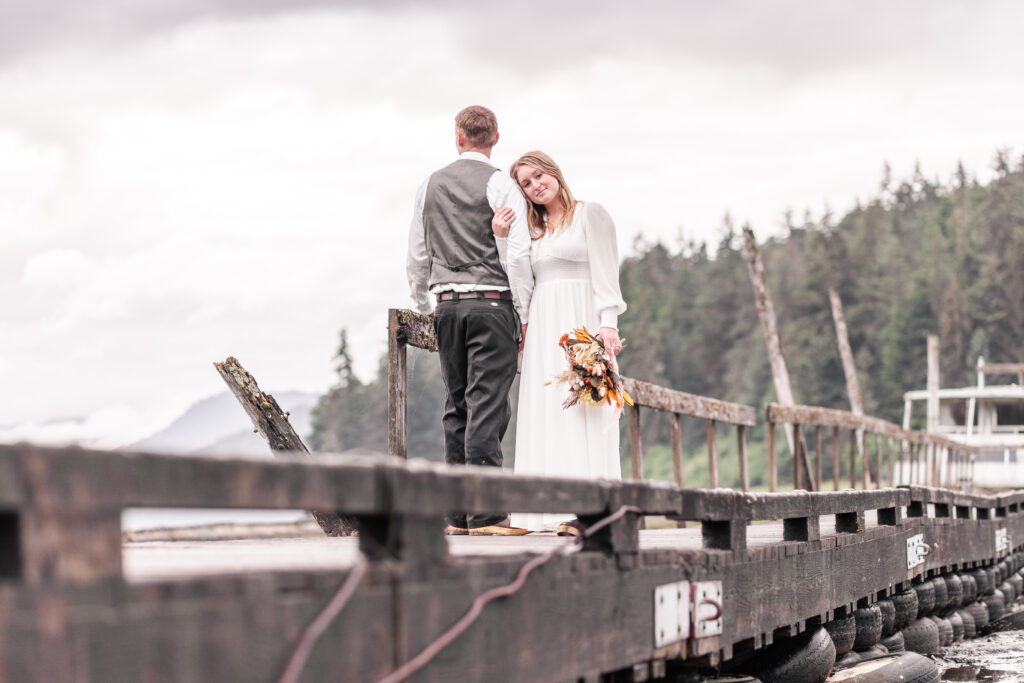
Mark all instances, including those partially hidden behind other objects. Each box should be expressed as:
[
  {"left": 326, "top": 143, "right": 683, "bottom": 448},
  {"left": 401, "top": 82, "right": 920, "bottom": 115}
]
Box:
[{"left": 437, "top": 290, "right": 513, "bottom": 302}]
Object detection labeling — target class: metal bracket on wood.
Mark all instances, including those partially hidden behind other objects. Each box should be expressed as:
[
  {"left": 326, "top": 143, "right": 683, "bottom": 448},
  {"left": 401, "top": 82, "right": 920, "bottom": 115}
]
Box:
[
  {"left": 906, "top": 533, "right": 929, "bottom": 570},
  {"left": 996, "top": 527, "right": 1010, "bottom": 556},
  {"left": 692, "top": 581, "right": 724, "bottom": 638},
  {"left": 654, "top": 580, "right": 691, "bottom": 648}
]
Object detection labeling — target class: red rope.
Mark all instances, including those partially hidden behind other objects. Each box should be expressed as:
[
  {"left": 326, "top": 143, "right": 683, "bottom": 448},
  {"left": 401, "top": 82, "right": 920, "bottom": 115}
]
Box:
[
  {"left": 377, "top": 505, "right": 642, "bottom": 683},
  {"left": 276, "top": 505, "right": 641, "bottom": 683},
  {"left": 277, "top": 557, "right": 369, "bottom": 683}
]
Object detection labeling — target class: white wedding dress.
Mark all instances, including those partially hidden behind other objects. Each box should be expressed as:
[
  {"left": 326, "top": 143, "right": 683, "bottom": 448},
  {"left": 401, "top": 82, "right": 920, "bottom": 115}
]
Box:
[{"left": 511, "top": 202, "right": 627, "bottom": 532}]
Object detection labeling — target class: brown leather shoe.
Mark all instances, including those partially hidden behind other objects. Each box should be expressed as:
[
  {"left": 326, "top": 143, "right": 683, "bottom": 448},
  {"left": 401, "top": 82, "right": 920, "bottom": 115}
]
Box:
[
  {"left": 444, "top": 525, "right": 469, "bottom": 536},
  {"left": 468, "top": 519, "right": 531, "bottom": 536},
  {"left": 555, "top": 520, "right": 583, "bottom": 537}
]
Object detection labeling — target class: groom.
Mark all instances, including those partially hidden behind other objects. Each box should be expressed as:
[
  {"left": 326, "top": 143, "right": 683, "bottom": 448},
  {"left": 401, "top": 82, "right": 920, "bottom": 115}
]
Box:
[{"left": 406, "top": 105, "right": 533, "bottom": 536}]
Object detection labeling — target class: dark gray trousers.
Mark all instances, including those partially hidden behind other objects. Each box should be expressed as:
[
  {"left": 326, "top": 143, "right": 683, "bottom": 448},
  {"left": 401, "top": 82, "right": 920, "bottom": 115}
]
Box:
[{"left": 433, "top": 297, "right": 519, "bottom": 529}]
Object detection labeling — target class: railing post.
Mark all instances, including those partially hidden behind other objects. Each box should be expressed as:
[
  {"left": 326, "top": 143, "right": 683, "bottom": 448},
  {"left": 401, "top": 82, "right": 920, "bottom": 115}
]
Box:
[
  {"left": 387, "top": 309, "right": 408, "bottom": 459},
  {"left": 813, "top": 426, "right": 822, "bottom": 492},
  {"left": 768, "top": 421, "right": 777, "bottom": 492},
  {"left": 706, "top": 419, "right": 719, "bottom": 489},
  {"left": 737, "top": 424, "right": 749, "bottom": 492},
  {"left": 862, "top": 431, "right": 870, "bottom": 490},
  {"left": 887, "top": 437, "right": 895, "bottom": 487},
  {"left": 874, "top": 434, "right": 883, "bottom": 489},
  {"left": 629, "top": 405, "right": 643, "bottom": 480},
  {"left": 849, "top": 429, "right": 857, "bottom": 489},
  {"left": 832, "top": 426, "right": 840, "bottom": 490},
  {"left": 670, "top": 413, "right": 685, "bottom": 489},
  {"left": 792, "top": 422, "right": 803, "bottom": 490}
]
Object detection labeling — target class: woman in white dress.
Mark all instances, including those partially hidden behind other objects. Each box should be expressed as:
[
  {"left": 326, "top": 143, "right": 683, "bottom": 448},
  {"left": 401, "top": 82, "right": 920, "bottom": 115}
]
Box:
[{"left": 492, "top": 151, "right": 627, "bottom": 534}]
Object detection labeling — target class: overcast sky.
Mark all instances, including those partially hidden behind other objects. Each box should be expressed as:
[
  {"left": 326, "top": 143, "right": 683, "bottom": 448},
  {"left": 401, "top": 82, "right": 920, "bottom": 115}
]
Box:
[{"left": 4, "top": 1, "right": 1024, "bottom": 448}]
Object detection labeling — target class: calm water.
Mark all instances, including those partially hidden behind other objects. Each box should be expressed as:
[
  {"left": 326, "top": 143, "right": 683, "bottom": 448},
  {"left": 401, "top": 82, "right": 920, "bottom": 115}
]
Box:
[
  {"left": 121, "top": 508, "right": 309, "bottom": 531},
  {"left": 939, "top": 631, "right": 1024, "bottom": 682}
]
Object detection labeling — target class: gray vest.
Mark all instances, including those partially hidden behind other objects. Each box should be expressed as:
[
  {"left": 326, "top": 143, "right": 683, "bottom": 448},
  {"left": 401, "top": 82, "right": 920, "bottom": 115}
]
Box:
[{"left": 424, "top": 159, "right": 509, "bottom": 288}]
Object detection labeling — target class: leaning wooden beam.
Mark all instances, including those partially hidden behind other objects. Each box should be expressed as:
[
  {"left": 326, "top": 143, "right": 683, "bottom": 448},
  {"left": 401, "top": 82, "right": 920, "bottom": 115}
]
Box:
[
  {"left": 741, "top": 226, "right": 815, "bottom": 490},
  {"left": 829, "top": 288, "right": 867, "bottom": 482},
  {"left": 215, "top": 356, "right": 355, "bottom": 536}
]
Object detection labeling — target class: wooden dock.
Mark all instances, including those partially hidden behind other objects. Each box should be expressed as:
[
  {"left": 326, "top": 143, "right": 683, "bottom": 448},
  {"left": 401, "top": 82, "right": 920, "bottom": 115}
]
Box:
[{"left": 2, "top": 443, "right": 1022, "bottom": 682}]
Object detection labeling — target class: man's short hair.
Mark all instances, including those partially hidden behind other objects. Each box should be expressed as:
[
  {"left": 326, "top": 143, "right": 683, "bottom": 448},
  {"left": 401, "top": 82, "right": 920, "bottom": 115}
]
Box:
[{"left": 455, "top": 106, "right": 498, "bottom": 149}]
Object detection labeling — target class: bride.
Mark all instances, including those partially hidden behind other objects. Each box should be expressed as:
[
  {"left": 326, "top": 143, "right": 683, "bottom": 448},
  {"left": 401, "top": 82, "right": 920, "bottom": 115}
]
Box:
[{"left": 492, "top": 151, "right": 627, "bottom": 534}]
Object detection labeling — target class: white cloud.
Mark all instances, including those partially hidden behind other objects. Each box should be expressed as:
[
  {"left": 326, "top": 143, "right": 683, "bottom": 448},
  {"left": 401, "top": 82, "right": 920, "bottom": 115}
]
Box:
[{"left": 2, "top": 5, "right": 1024, "bottom": 444}]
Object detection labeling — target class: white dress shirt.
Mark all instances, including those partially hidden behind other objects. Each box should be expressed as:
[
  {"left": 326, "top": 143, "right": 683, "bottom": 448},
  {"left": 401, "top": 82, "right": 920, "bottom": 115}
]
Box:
[{"left": 406, "top": 151, "right": 534, "bottom": 320}]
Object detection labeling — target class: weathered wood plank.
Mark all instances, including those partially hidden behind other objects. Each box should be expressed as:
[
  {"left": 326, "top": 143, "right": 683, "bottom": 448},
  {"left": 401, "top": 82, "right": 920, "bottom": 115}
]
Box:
[
  {"left": 621, "top": 378, "right": 756, "bottom": 426},
  {"left": 215, "top": 357, "right": 355, "bottom": 537}
]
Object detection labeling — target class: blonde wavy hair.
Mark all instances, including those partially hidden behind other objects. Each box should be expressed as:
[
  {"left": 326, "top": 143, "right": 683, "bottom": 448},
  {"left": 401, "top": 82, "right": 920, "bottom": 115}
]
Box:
[{"left": 510, "top": 151, "right": 579, "bottom": 239}]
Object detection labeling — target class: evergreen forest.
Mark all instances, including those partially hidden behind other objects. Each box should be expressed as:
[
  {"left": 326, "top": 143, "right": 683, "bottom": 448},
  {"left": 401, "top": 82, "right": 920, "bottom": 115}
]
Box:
[{"left": 309, "top": 155, "right": 1024, "bottom": 490}]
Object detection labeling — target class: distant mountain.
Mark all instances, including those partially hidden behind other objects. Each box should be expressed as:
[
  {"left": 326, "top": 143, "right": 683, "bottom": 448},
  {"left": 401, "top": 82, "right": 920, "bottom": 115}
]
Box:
[{"left": 127, "top": 390, "right": 319, "bottom": 456}]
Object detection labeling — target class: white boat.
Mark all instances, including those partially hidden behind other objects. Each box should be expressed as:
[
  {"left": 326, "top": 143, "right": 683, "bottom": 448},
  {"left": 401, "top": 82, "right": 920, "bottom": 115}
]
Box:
[{"left": 903, "top": 358, "right": 1024, "bottom": 488}]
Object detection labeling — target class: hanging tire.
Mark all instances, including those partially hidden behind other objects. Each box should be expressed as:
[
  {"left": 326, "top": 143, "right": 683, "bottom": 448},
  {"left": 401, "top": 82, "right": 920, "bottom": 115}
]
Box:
[
  {"left": 928, "top": 616, "right": 952, "bottom": 647},
  {"left": 876, "top": 599, "right": 896, "bottom": 637},
  {"left": 997, "top": 561, "right": 1009, "bottom": 583},
  {"left": 956, "top": 608, "right": 976, "bottom": 639},
  {"left": 901, "top": 617, "right": 940, "bottom": 654},
  {"left": 929, "top": 578, "right": 948, "bottom": 613},
  {"left": 959, "top": 573, "right": 978, "bottom": 603},
  {"left": 1010, "top": 574, "right": 1023, "bottom": 601},
  {"left": 914, "top": 581, "right": 936, "bottom": 616},
  {"left": 737, "top": 625, "right": 836, "bottom": 683},
  {"left": 891, "top": 588, "right": 918, "bottom": 630},
  {"left": 964, "top": 601, "right": 989, "bottom": 631},
  {"left": 983, "top": 589, "right": 1006, "bottom": 621},
  {"left": 946, "top": 610, "right": 964, "bottom": 643},
  {"left": 880, "top": 631, "right": 905, "bottom": 653},
  {"left": 970, "top": 568, "right": 991, "bottom": 596},
  {"left": 999, "top": 580, "right": 1016, "bottom": 603},
  {"left": 943, "top": 573, "right": 963, "bottom": 610},
  {"left": 825, "top": 651, "right": 939, "bottom": 683},
  {"left": 825, "top": 614, "right": 856, "bottom": 656},
  {"left": 987, "top": 568, "right": 1000, "bottom": 594},
  {"left": 853, "top": 605, "right": 883, "bottom": 650}
]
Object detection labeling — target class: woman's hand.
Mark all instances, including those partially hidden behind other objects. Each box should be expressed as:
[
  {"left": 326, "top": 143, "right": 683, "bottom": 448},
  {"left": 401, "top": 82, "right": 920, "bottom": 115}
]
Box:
[
  {"left": 598, "top": 326, "right": 622, "bottom": 356},
  {"left": 492, "top": 207, "right": 515, "bottom": 238}
]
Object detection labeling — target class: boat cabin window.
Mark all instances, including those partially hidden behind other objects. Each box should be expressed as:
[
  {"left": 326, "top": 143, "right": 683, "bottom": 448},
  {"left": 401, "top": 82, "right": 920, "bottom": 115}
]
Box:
[{"left": 995, "top": 401, "right": 1024, "bottom": 428}]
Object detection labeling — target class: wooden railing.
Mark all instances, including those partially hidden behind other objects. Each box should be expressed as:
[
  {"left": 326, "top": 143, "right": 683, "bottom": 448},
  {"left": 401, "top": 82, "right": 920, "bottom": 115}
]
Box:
[
  {"left": 387, "top": 308, "right": 757, "bottom": 491},
  {"left": 764, "top": 403, "right": 979, "bottom": 492},
  {"left": 3, "top": 441, "right": 1023, "bottom": 680}
]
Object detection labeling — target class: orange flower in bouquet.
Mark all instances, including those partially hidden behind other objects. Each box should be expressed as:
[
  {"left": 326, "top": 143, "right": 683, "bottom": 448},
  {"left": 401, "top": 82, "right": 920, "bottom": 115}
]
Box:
[{"left": 549, "top": 327, "right": 634, "bottom": 410}]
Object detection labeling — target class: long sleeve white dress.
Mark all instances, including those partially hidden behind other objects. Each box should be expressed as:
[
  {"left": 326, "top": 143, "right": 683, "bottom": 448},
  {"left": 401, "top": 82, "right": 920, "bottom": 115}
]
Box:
[{"left": 511, "top": 202, "right": 627, "bottom": 532}]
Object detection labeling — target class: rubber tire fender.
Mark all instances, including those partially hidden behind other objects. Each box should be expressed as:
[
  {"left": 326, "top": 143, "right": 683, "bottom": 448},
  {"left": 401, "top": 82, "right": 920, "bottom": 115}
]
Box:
[
  {"left": 959, "top": 573, "right": 978, "bottom": 603},
  {"left": 825, "top": 614, "right": 856, "bottom": 656},
  {"left": 853, "top": 605, "right": 883, "bottom": 651},
  {"left": 879, "top": 631, "right": 905, "bottom": 653},
  {"left": 969, "top": 568, "right": 991, "bottom": 596},
  {"left": 942, "top": 573, "right": 963, "bottom": 610},
  {"left": 928, "top": 616, "right": 952, "bottom": 647},
  {"left": 963, "top": 601, "right": 989, "bottom": 631},
  {"left": 1009, "top": 573, "right": 1023, "bottom": 602},
  {"left": 890, "top": 588, "right": 918, "bottom": 630},
  {"left": 913, "top": 581, "right": 935, "bottom": 616},
  {"left": 946, "top": 610, "right": 964, "bottom": 643},
  {"left": 825, "top": 651, "right": 939, "bottom": 683},
  {"left": 998, "top": 580, "right": 1016, "bottom": 603},
  {"left": 739, "top": 625, "right": 836, "bottom": 683},
  {"left": 875, "top": 599, "right": 896, "bottom": 637},
  {"left": 983, "top": 589, "right": 1006, "bottom": 621},
  {"left": 900, "top": 617, "right": 940, "bottom": 654},
  {"left": 928, "top": 577, "right": 948, "bottom": 613},
  {"left": 955, "top": 608, "right": 976, "bottom": 640}
]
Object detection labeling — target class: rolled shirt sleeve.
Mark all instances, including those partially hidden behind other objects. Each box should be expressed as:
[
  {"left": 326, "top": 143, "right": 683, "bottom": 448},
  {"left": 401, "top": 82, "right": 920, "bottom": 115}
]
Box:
[
  {"left": 489, "top": 173, "right": 534, "bottom": 320},
  {"left": 583, "top": 202, "right": 627, "bottom": 329},
  {"left": 406, "top": 180, "right": 433, "bottom": 315}
]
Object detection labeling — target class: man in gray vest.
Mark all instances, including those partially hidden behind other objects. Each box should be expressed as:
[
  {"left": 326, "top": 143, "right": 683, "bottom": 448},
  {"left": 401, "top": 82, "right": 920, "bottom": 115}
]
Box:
[{"left": 407, "top": 106, "right": 533, "bottom": 536}]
